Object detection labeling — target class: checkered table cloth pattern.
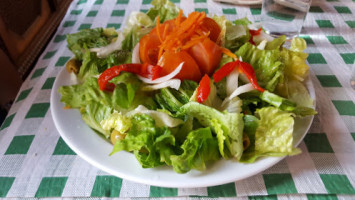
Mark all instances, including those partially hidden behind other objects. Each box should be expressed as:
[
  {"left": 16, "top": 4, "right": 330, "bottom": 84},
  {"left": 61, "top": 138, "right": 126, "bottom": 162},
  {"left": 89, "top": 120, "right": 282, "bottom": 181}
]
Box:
[{"left": 0, "top": 0, "right": 355, "bottom": 199}]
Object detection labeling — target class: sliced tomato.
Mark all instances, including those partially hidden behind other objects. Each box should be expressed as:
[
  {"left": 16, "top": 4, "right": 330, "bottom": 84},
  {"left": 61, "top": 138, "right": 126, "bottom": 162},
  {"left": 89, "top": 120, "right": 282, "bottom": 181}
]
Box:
[
  {"left": 139, "top": 18, "right": 188, "bottom": 65},
  {"left": 200, "top": 17, "right": 221, "bottom": 42},
  {"left": 189, "top": 38, "right": 222, "bottom": 76},
  {"left": 139, "top": 33, "right": 161, "bottom": 65},
  {"left": 158, "top": 50, "right": 202, "bottom": 82}
]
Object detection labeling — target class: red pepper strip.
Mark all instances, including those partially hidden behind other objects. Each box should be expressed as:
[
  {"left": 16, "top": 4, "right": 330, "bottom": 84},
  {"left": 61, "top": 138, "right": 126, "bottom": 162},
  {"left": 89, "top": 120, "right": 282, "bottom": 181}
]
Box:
[
  {"left": 212, "top": 60, "right": 240, "bottom": 83},
  {"left": 212, "top": 61, "right": 265, "bottom": 92},
  {"left": 237, "top": 61, "right": 265, "bottom": 92},
  {"left": 142, "top": 64, "right": 162, "bottom": 80},
  {"left": 249, "top": 28, "right": 262, "bottom": 45},
  {"left": 98, "top": 63, "right": 162, "bottom": 92},
  {"left": 98, "top": 64, "right": 141, "bottom": 91},
  {"left": 196, "top": 74, "right": 211, "bottom": 103}
]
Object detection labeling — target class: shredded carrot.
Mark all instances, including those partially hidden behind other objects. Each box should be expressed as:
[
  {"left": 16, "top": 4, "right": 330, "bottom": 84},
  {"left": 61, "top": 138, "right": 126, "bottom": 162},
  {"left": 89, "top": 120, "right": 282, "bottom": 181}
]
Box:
[
  {"left": 158, "top": 44, "right": 164, "bottom": 60},
  {"left": 181, "top": 35, "right": 207, "bottom": 50},
  {"left": 176, "top": 9, "right": 183, "bottom": 27},
  {"left": 162, "top": 24, "right": 169, "bottom": 40},
  {"left": 221, "top": 47, "right": 238, "bottom": 60},
  {"left": 63, "top": 106, "right": 71, "bottom": 109},
  {"left": 155, "top": 11, "right": 208, "bottom": 59},
  {"left": 156, "top": 16, "right": 163, "bottom": 43}
]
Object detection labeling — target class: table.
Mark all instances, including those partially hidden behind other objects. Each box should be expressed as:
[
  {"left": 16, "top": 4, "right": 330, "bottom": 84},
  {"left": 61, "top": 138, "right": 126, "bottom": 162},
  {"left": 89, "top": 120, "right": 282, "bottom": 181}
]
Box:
[{"left": 1, "top": 0, "right": 355, "bottom": 199}]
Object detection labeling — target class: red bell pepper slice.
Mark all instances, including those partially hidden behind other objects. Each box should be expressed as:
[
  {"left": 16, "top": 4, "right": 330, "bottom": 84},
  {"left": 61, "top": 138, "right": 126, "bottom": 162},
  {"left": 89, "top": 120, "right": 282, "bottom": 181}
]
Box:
[
  {"left": 237, "top": 62, "right": 265, "bottom": 92},
  {"left": 98, "top": 63, "right": 162, "bottom": 91},
  {"left": 249, "top": 28, "right": 262, "bottom": 45},
  {"left": 196, "top": 74, "right": 211, "bottom": 103},
  {"left": 213, "top": 60, "right": 240, "bottom": 83},
  {"left": 212, "top": 60, "right": 265, "bottom": 92}
]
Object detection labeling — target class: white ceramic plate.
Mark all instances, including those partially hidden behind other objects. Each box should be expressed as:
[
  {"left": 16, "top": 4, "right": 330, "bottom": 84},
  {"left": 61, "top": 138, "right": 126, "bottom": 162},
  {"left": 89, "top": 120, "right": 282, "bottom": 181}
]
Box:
[{"left": 51, "top": 68, "right": 315, "bottom": 188}]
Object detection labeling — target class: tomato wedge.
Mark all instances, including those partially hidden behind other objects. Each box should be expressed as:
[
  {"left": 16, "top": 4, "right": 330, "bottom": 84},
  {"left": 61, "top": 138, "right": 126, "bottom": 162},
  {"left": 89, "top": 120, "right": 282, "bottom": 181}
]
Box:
[
  {"left": 158, "top": 50, "right": 202, "bottom": 82},
  {"left": 139, "top": 34, "right": 161, "bottom": 65},
  {"left": 200, "top": 17, "right": 221, "bottom": 43},
  {"left": 189, "top": 38, "right": 222, "bottom": 76}
]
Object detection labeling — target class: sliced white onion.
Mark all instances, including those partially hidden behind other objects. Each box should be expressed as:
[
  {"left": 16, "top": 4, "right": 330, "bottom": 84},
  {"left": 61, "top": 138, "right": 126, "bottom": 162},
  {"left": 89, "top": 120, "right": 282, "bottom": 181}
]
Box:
[
  {"left": 141, "top": 79, "right": 181, "bottom": 91},
  {"left": 257, "top": 40, "right": 268, "bottom": 50},
  {"left": 222, "top": 83, "right": 255, "bottom": 107},
  {"left": 69, "top": 72, "right": 79, "bottom": 85},
  {"left": 253, "top": 31, "right": 274, "bottom": 43},
  {"left": 90, "top": 32, "right": 124, "bottom": 58},
  {"left": 127, "top": 105, "right": 183, "bottom": 127},
  {"left": 132, "top": 43, "right": 141, "bottom": 63},
  {"left": 226, "top": 68, "right": 239, "bottom": 96},
  {"left": 228, "top": 83, "right": 255, "bottom": 100},
  {"left": 248, "top": 22, "right": 262, "bottom": 30},
  {"left": 138, "top": 62, "right": 183, "bottom": 84}
]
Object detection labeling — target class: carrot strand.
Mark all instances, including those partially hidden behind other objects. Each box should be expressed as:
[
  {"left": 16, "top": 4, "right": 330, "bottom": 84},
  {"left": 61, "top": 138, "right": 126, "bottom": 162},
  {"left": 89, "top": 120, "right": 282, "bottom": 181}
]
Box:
[
  {"left": 162, "top": 24, "right": 169, "bottom": 40},
  {"left": 156, "top": 16, "right": 163, "bottom": 43},
  {"left": 221, "top": 47, "right": 238, "bottom": 60}
]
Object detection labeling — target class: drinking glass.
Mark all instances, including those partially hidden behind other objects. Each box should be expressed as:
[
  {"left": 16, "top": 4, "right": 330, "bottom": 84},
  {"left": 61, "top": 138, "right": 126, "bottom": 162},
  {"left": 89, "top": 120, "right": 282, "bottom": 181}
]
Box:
[
  {"left": 351, "top": 63, "right": 355, "bottom": 90},
  {"left": 260, "top": 0, "right": 312, "bottom": 38}
]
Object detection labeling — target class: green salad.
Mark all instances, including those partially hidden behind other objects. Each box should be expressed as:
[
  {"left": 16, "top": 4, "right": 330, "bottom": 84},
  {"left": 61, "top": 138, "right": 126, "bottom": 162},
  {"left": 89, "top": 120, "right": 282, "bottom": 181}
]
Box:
[{"left": 59, "top": 0, "right": 316, "bottom": 173}]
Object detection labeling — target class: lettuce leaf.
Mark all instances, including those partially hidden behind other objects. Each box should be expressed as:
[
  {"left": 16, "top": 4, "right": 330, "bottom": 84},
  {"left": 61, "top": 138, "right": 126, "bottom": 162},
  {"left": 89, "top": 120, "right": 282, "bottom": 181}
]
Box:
[
  {"left": 181, "top": 102, "right": 244, "bottom": 160},
  {"left": 154, "top": 80, "right": 198, "bottom": 114},
  {"left": 59, "top": 73, "right": 142, "bottom": 111},
  {"left": 236, "top": 42, "right": 284, "bottom": 92},
  {"left": 146, "top": 0, "right": 180, "bottom": 23},
  {"left": 234, "top": 17, "right": 252, "bottom": 26},
  {"left": 100, "top": 111, "right": 132, "bottom": 133},
  {"left": 67, "top": 28, "right": 116, "bottom": 60},
  {"left": 170, "top": 127, "right": 220, "bottom": 173},
  {"left": 80, "top": 101, "right": 113, "bottom": 138},
  {"left": 111, "top": 114, "right": 177, "bottom": 168},
  {"left": 260, "top": 90, "right": 316, "bottom": 116},
  {"left": 122, "top": 25, "right": 152, "bottom": 51},
  {"left": 212, "top": 15, "right": 250, "bottom": 51},
  {"left": 265, "top": 35, "right": 286, "bottom": 50},
  {"left": 77, "top": 48, "right": 132, "bottom": 81},
  {"left": 241, "top": 107, "right": 301, "bottom": 163}
]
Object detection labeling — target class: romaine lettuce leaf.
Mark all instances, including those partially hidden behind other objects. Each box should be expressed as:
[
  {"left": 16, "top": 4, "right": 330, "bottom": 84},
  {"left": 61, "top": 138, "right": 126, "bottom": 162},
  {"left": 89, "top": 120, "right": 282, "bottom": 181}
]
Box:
[
  {"left": 100, "top": 111, "right": 132, "bottom": 133},
  {"left": 265, "top": 35, "right": 286, "bottom": 50},
  {"left": 77, "top": 48, "right": 132, "bottom": 81},
  {"left": 234, "top": 17, "right": 252, "bottom": 26},
  {"left": 261, "top": 90, "right": 316, "bottom": 116},
  {"left": 241, "top": 107, "right": 301, "bottom": 163},
  {"left": 67, "top": 28, "right": 116, "bottom": 60},
  {"left": 236, "top": 42, "right": 284, "bottom": 92},
  {"left": 181, "top": 102, "right": 244, "bottom": 160},
  {"left": 80, "top": 101, "right": 113, "bottom": 138},
  {"left": 59, "top": 73, "right": 142, "bottom": 111},
  {"left": 146, "top": 0, "right": 180, "bottom": 23},
  {"left": 154, "top": 80, "right": 197, "bottom": 114},
  {"left": 212, "top": 15, "right": 250, "bottom": 51},
  {"left": 127, "top": 105, "right": 184, "bottom": 127},
  {"left": 111, "top": 114, "right": 177, "bottom": 168},
  {"left": 170, "top": 127, "right": 220, "bottom": 173}
]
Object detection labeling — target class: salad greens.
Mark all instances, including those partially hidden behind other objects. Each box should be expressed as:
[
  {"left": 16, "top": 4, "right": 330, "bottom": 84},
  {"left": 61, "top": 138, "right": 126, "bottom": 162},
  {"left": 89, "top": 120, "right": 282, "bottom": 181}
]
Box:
[{"left": 59, "top": 0, "right": 316, "bottom": 173}]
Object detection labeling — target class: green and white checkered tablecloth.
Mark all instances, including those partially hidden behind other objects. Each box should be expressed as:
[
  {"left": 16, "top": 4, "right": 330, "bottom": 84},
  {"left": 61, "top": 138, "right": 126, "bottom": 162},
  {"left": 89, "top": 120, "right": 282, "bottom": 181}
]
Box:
[{"left": 1, "top": 0, "right": 355, "bottom": 199}]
